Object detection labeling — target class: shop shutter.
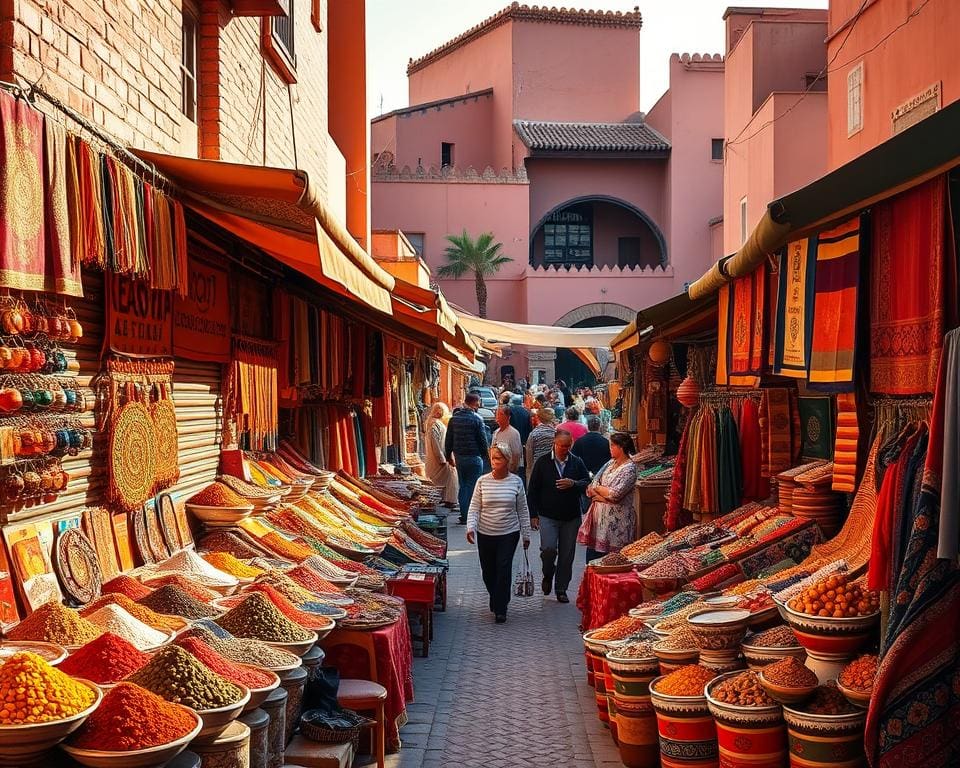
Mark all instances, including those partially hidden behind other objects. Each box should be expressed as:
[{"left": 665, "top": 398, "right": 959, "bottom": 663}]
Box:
[{"left": 170, "top": 359, "right": 222, "bottom": 500}]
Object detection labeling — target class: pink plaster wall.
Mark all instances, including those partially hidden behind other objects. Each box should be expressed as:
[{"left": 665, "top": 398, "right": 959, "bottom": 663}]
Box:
[
  {"left": 371, "top": 92, "right": 495, "bottom": 170},
  {"left": 827, "top": 0, "right": 960, "bottom": 169}
]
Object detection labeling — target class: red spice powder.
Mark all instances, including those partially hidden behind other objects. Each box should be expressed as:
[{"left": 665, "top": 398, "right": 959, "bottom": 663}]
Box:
[
  {"left": 141, "top": 573, "right": 220, "bottom": 602},
  {"left": 175, "top": 636, "right": 274, "bottom": 689},
  {"left": 287, "top": 564, "right": 343, "bottom": 594},
  {"left": 58, "top": 632, "right": 151, "bottom": 685},
  {"left": 101, "top": 575, "right": 152, "bottom": 601}
]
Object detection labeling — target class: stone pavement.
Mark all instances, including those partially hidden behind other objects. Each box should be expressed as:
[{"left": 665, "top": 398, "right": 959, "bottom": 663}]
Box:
[{"left": 359, "top": 523, "right": 624, "bottom": 768}]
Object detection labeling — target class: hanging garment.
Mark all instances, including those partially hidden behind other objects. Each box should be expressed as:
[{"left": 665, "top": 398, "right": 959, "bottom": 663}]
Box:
[
  {"left": 740, "top": 397, "right": 765, "bottom": 500},
  {"left": 832, "top": 392, "right": 860, "bottom": 492},
  {"left": 728, "top": 273, "right": 755, "bottom": 380},
  {"left": 870, "top": 175, "right": 949, "bottom": 395},
  {"left": 716, "top": 283, "right": 730, "bottom": 386},
  {"left": 937, "top": 329, "right": 960, "bottom": 560},
  {"left": 775, "top": 237, "right": 816, "bottom": 378},
  {"left": 666, "top": 408, "right": 694, "bottom": 531},
  {"left": 717, "top": 407, "right": 742, "bottom": 514},
  {"left": 43, "top": 119, "right": 81, "bottom": 296},
  {"left": 760, "top": 389, "right": 794, "bottom": 477}
]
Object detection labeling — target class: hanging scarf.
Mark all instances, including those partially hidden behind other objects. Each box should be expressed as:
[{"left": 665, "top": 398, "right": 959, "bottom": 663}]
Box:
[
  {"left": 666, "top": 407, "right": 694, "bottom": 531},
  {"left": 740, "top": 396, "right": 765, "bottom": 500},
  {"left": 716, "top": 283, "right": 730, "bottom": 385},
  {"left": 832, "top": 392, "right": 860, "bottom": 492},
  {"left": 43, "top": 118, "right": 82, "bottom": 296},
  {"left": 775, "top": 237, "right": 816, "bottom": 378}
]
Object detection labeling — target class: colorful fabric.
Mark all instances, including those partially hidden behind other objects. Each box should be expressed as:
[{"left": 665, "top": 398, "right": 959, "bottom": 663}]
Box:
[
  {"left": 43, "top": 119, "right": 81, "bottom": 296},
  {"left": 760, "top": 388, "right": 794, "bottom": 478},
  {"left": 799, "top": 396, "right": 834, "bottom": 460},
  {"left": 750, "top": 263, "right": 768, "bottom": 376},
  {"left": 0, "top": 90, "right": 46, "bottom": 291},
  {"left": 699, "top": 408, "right": 718, "bottom": 516},
  {"left": 938, "top": 329, "right": 960, "bottom": 561},
  {"left": 870, "top": 175, "right": 948, "bottom": 395},
  {"left": 832, "top": 392, "right": 860, "bottom": 492},
  {"left": 775, "top": 238, "right": 816, "bottom": 378},
  {"left": 809, "top": 217, "right": 860, "bottom": 386},
  {"left": 666, "top": 408, "right": 694, "bottom": 531},
  {"left": 575, "top": 568, "right": 644, "bottom": 631},
  {"left": 717, "top": 407, "right": 742, "bottom": 514},
  {"left": 76, "top": 139, "right": 105, "bottom": 267},
  {"left": 716, "top": 283, "right": 730, "bottom": 386},
  {"left": 740, "top": 397, "right": 766, "bottom": 500},
  {"left": 728, "top": 267, "right": 765, "bottom": 386}
]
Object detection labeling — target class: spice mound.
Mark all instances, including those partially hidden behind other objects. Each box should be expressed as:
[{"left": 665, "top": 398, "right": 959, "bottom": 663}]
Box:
[
  {"left": 141, "top": 574, "right": 221, "bottom": 602},
  {"left": 7, "top": 601, "right": 103, "bottom": 645},
  {"left": 101, "top": 574, "right": 152, "bottom": 601},
  {"left": 610, "top": 641, "right": 655, "bottom": 659},
  {"left": 215, "top": 592, "right": 313, "bottom": 642},
  {"left": 710, "top": 671, "right": 775, "bottom": 707},
  {"left": 803, "top": 683, "right": 857, "bottom": 715},
  {"left": 81, "top": 592, "right": 185, "bottom": 631},
  {"left": 746, "top": 625, "right": 799, "bottom": 648},
  {"left": 839, "top": 654, "right": 878, "bottom": 691},
  {"left": 138, "top": 584, "right": 220, "bottom": 619},
  {"left": 70, "top": 682, "right": 197, "bottom": 750},
  {"left": 653, "top": 665, "right": 716, "bottom": 697},
  {"left": 590, "top": 616, "right": 648, "bottom": 642},
  {"left": 58, "top": 632, "right": 151, "bottom": 685},
  {"left": 0, "top": 651, "right": 96, "bottom": 724},
  {"left": 287, "top": 564, "right": 344, "bottom": 595},
  {"left": 656, "top": 626, "right": 698, "bottom": 651},
  {"left": 254, "top": 571, "right": 319, "bottom": 604},
  {"left": 787, "top": 573, "right": 879, "bottom": 617},
  {"left": 232, "top": 584, "right": 335, "bottom": 631},
  {"left": 175, "top": 636, "right": 275, "bottom": 689},
  {"left": 598, "top": 552, "right": 630, "bottom": 566},
  {"left": 83, "top": 604, "right": 169, "bottom": 651},
  {"left": 761, "top": 656, "right": 817, "bottom": 688},
  {"left": 203, "top": 552, "right": 265, "bottom": 579},
  {"left": 189, "top": 482, "right": 250, "bottom": 507},
  {"left": 154, "top": 549, "right": 238, "bottom": 586},
  {"left": 128, "top": 645, "right": 244, "bottom": 709},
  {"left": 181, "top": 625, "right": 300, "bottom": 669}
]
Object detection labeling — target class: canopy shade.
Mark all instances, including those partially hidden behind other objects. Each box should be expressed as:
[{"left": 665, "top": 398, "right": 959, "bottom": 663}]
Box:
[
  {"left": 688, "top": 97, "right": 960, "bottom": 299},
  {"left": 636, "top": 290, "right": 717, "bottom": 343},
  {"left": 134, "top": 150, "right": 396, "bottom": 314},
  {"left": 454, "top": 312, "right": 629, "bottom": 349}
]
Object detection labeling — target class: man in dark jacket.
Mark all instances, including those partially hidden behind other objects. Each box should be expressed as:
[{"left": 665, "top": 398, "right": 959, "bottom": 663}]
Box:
[
  {"left": 527, "top": 431, "right": 589, "bottom": 602},
  {"left": 573, "top": 415, "right": 612, "bottom": 475},
  {"left": 444, "top": 393, "right": 490, "bottom": 523}
]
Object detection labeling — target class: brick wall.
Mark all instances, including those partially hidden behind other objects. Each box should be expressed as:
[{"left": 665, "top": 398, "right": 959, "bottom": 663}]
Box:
[{"left": 1, "top": 0, "right": 331, "bottom": 201}]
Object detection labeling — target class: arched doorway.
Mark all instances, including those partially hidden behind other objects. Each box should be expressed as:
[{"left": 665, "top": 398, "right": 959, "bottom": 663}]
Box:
[{"left": 554, "top": 314, "right": 627, "bottom": 388}]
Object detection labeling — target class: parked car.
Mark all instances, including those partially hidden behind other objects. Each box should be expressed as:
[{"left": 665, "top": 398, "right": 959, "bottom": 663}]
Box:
[{"left": 469, "top": 386, "right": 499, "bottom": 411}]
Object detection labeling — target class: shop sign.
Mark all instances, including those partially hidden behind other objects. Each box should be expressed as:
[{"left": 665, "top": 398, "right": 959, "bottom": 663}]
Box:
[
  {"left": 173, "top": 259, "right": 231, "bottom": 363},
  {"left": 106, "top": 274, "right": 173, "bottom": 357}
]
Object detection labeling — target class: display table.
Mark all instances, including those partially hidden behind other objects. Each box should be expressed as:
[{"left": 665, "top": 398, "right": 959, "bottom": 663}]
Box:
[
  {"left": 387, "top": 573, "right": 436, "bottom": 657},
  {"left": 576, "top": 567, "right": 644, "bottom": 631},
  {"left": 321, "top": 612, "right": 415, "bottom": 752}
]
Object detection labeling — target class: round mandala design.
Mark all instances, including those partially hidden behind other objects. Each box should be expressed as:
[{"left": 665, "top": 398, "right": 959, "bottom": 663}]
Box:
[
  {"left": 151, "top": 399, "right": 179, "bottom": 489},
  {"left": 109, "top": 401, "right": 157, "bottom": 511}
]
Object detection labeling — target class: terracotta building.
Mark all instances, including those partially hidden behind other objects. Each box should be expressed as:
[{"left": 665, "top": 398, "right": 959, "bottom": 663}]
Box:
[{"left": 371, "top": 4, "right": 724, "bottom": 386}]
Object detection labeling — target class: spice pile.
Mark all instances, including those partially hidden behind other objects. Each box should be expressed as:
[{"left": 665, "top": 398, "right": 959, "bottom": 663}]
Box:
[
  {"left": 286, "top": 564, "right": 344, "bottom": 595},
  {"left": 839, "top": 654, "right": 878, "bottom": 691},
  {"left": 655, "top": 626, "right": 698, "bottom": 651},
  {"left": 153, "top": 549, "right": 238, "bottom": 586},
  {"left": 175, "top": 636, "right": 275, "bottom": 689},
  {"left": 128, "top": 645, "right": 244, "bottom": 709},
  {"left": 761, "top": 656, "right": 817, "bottom": 688},
  {"left": 7, "top": 601, "right": 102, "bottom": 645},
  {"left": 182, "top": 625, "right": 300, "bottom": 670},
  {"left": 69, "top": 682, "right": 198, "bottom": 750},
  {"left": 787, "top": 573, "right": 879, "bottom": 617},
  {"left": 655, "top": 602, "right": 708, "bottom": 632},
  {"left": 138, "top": 584, "right": 220, "bottom": 619},
  {"left": 660, "top": 591, "right": 702, "bottom": 616},
  {"left": 203, "top": 552, "right": 264, "bottom": 579},
  {"left": 803, "top": 683, "right": 857, "bottom": 715},
  {"left": 0, "top": 651, "right": 96, "bottom": 724},
  {"left": 215, "top": 592, "right": 313, "bottom": 642},
  {"left": 745, "top": 625, "right": 798, "bottom": 648},
  {"left": 254, "top": 571, "right": 319, "bottom": 604},
  {"left": 598, "top": 552, "right": 630, "bottom": 567},
  {"left": 590, "top": 616, "right": 649, "bottom": 642},
  {"left": 83, "top": 604, "right": 169, "bottom": 651},
  {"left": 639, "top": 554, "right": 689, "bottom": 579},
  {"left": 218, "top": 474, "right": 281, "bottom": 499},
  {"left": 101, "top": 574, "right": 152, "bottom": 600},
  {"left": 199, "top": 530, "right": 268, "bottom": 560},
  {"left": 710, "top": 671, "right": 774, "bottom": 706},
  {"left": 224, "top": 585, "right": 335, "bottom": 630},
  {"left": 81, "top": 593, "right": 185, "bottom": 631},
  {"left": 653, "top": 665, "right": 716, "bottom": 696},
  {"left": 610, "top": 640, "right": 655, "bottom": 659},
  {"left": 58, "top": 632, "right": 151, "bottom": 685},
  {"left": 142, "top": 574, "right": 221, "bottom": 602},
  {"left": 620, "top": 532, "right": 664, "bottom": 560},
  {"left": 189, "top": 482, "right": 250, "bottom": 507}
]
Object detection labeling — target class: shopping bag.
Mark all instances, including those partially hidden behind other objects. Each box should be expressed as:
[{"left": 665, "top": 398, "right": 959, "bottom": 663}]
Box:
[{"left": 514, "top": 548, "right": 534, "bottom": 597}]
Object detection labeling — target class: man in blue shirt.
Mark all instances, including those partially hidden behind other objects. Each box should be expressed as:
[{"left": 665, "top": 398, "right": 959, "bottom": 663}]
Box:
[{"left": 444, "top": 393, "right": 489, "bottom": 523}]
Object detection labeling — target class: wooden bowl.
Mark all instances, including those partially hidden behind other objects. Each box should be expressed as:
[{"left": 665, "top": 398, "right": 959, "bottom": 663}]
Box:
[
  {"left": 836, "top": 678, "right": 872, "bottom": 709},
  {"left": 758, "top": 669, "right": 818, "bottom": 705}
]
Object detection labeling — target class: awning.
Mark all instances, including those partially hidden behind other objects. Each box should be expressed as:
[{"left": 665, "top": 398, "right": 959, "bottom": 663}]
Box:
[
  {"left": 454, "top": 312, "right": 629, "bottom": 349},
  {"left": 392, "top": 278, "right": 459, "bottom": 337},
  {"left": 637, "top": 290, "right": 718, "bottom": 343},
  {"left": 438, "top": 340, "right": 484, "bottom": 374},
  {"left": 571, "top": 348, "right": 602, "bottom": 377},
  {"left": 610, "top": 322, "right": 645, "bottom": 355},
  {"left": 134, "top": 151, "right": 396, "bottom": 314},
  {"left": 688, "top": 97, "right": 960, "bottom": 299}
]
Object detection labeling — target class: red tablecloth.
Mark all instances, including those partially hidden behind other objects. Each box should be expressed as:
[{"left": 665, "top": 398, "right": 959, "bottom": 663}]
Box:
[
  {"left": 576, "top": 568, "right": 644, "bottom": 631},
  {"left": 321, "top": 611, "right": 415, "bottom": 752}
]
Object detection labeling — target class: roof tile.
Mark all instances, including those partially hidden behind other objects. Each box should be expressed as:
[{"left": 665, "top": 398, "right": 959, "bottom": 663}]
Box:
[{"left": 514, "top": 120, "right": 670, "bottom": 153}]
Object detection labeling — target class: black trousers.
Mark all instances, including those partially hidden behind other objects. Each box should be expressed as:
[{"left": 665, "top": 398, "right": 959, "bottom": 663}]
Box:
[{"left": 477, "top": 531, "right": 520, "bottom": 616}]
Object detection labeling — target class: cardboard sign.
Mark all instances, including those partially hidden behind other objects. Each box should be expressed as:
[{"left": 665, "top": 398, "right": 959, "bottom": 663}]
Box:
[
  {"left": 106, "top": 273, "right": 173, "bottom": 357},
  {"left": 173, "top": 258, "right": 231, "bottom": 363}
]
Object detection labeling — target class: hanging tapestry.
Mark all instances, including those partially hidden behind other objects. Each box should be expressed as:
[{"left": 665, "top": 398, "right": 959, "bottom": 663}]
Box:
[
  {"left": 799, "top": 396, "right": 834, "bottom": 460},
  {"left": 715, "top": 283, "right": 730, "bottom": 386},
  {"left": 0, "top": 89, "right": 46, "bottom": 291},
  {"left": 831, "top": 392, "right": 860, "bottom": 492},
  {"left": 728, "top": 273, "right": 754, "bottom": 379},
  {"left": 870, "top": 175, "right": 948, "bottom": 395},
  {"left": 759, "top": 388, "right": 796, "bottom": 477},
  {"left": 808, "top": 217, "right": 860, "bottom": 387},
  {"left": 774, "top": 238, "right": 816, "bottom": 378},
  {"left": 749, "top": 263, "right": 768, "bottom": 376},
  {"left": 43, "top": 119, "right": 82, "bottom": 297},
  {"left": 229, "top": 338, "right": 279, "bottom": 452}
]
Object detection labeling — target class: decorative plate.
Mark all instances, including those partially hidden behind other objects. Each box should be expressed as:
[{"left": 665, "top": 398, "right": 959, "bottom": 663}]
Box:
[
  {"left": 151, "top": 399, "right": 180, "bottom": 490},
  {"left": 55, "top": 528, "right": 103, "bottom": 604},
  {"left": 109, "top": 401, "right": 157, "bottom": 511},
  {"left": 145, "top": 504, "right": 171, "bottom": 562},
  {"left": 131, "top": 506, "right": 156, "bottom": 565},
  {"left": 157, "top": 494, "right": 181, "bottom": 554}
]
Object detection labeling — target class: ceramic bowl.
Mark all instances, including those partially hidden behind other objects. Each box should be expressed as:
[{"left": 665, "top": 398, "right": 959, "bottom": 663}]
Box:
[
  {"left": 704, "top": 595, "right": 740, "bottom": 609},
  {"left": 781, "top": 702, "right": 866, "bottom": 743},
  {"left": 687, "top": 609, "right": 751, "bottom": 651},
  {"left": 776, "top": 600, "right": 879, "bottom": 659},
  {"left": 835, "top": 679, "right": 872, "bottom": 709},
  {"left": 264, "top": 631, "right": 319, "bottom": 658},
  {"left": 648, "top": 673, "right": 713, "bottom": 715},
  {"left": 740, "top": 641, "right": 806, "bottom": 670},
  {"left": 184, "top": 503, "right": 254, "bottom": 525},
  {"left": 705, "top": 671, "right": 784, "bottom": 726},
  {"left": 0, "top": 680, "right": 102, "bottom": 765},
  {"left": 59, "top": 708, "right": 202, "bottom": 768},
  {"left": 241, "top": 666, "right": 281, "bottom": 712},
  {"left": 194, "top": 686, "right": 251, "bottom": 742},
  {"left": 698, "top": 648, "right": 746, "bottom": 674},
  {"left": 758, "top": 669, "right": 818, "bottom": 705},
  {"left": 0, "top": 640, "right": 68, "bottom": 666}
]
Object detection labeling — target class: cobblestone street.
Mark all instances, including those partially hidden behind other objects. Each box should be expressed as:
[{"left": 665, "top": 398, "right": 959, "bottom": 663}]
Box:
[{"left": 372, "top": 523, "right": 623, "bottom": 768}]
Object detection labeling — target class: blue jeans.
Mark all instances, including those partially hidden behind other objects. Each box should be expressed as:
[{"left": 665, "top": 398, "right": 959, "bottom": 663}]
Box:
[
  {"left": 455, "top": 455, "right": 483, "bottom": 522},
  {"left": 539, "top": 516, "right": 580, "bottom": 594}
]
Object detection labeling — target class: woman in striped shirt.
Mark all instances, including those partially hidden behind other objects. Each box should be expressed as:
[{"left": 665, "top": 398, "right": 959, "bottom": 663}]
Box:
[{"left": 467, "top": 443, "right": 532, "bottom": 623}]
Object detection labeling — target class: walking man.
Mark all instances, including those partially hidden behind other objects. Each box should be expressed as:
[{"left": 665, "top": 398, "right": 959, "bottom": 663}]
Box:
[
  {"left": 527, "top": 431, "right": 589, "bottom": 603},
  {"left": 492, "top": 405, "right": 522, "bottom": 475},
  {"left": 573, "top": 415, "right": 612, "bottom": 475},
  {"left": 444, "top": 393, "right": 489, "bottom": 524}
]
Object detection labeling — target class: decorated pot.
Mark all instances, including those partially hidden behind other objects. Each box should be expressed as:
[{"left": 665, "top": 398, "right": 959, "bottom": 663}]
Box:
[
  {"left": 741, "top": 641, "right": 807, "bottom": 671},
  {"left": 653, "top": 644, "right": 700, "bottom": 677},
  {"left": 687, "top": 609, "right": 751, "bottom": 652},
  {"left": 584, "top": 632, "right": 622, "bottom": 727},
  {"left": 782, "top": 704, "right": 866, "bottom": 768},
  {"left": 775, "top": 601, "right": 879, "bottom": 682},
  {"left": 698, "top": 648, "right": 746, "bottom": 674},
  {"left": 650, "top": 675, "right": 719, "bottom": 768},
  {"left": 607, "top": 652, "right": 660, "bottom": 767},
  {"left": 706, "top": 672, "right": 786, "bottom": 768}
]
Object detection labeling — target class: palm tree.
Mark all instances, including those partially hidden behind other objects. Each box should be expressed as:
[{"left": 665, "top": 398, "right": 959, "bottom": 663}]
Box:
[{"left": 436, "top": 230, "right": 512, "bottom": 318}]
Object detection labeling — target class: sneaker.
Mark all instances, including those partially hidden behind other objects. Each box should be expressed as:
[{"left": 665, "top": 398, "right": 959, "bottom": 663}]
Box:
[
  {"left": 541, "top": 576, "right": 552, "bottom": 596},
  {"left": 556, "top": 592, "right": 569, "bottom": 603},
  {"left": 495, "top": 614, "right": 507, "bottom": 624}
]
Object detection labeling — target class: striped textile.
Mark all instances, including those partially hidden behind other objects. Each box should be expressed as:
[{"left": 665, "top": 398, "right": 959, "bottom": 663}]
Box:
[
  {"left": 832, "top": 392, "right": 860, "bottom": 491},
  {"left": 775, "top": 238, "right": 816, "bottom": 378},
  {"left": 466, "top": 473, "right": 531, "bottom": 538},
  {"left": 716, "top": 283, "right": 730, "bottom": 385}
]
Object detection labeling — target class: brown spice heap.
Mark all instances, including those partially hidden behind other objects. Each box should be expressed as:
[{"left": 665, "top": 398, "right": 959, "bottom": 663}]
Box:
[
  {"left": 591, "top": 615, "right": 648, "bottom": 641},
  {"left": 598, "top": 552, "right": 630, "bottom": 566},
  {"left": 762, "top": 656, "right": 817, "bottom": 688},
  {"left": 7, "top": 601, "right": 103, "bottom": 645},
  {"left": 804, "top": 683, "right": 857, "bottom": 715},
  {"left": 657, "top": 626, "right": 698, "bottom": 651},
  {"left": 611, "top": 641, "right": 655, "bottom": 659},
  {"left": 710, "top": 671, "right": 775, "bottom": 707},
  {"left": 141, "top": 574, "right": 221, "bottom": 602},
  {"left": 137, "top": 584, "right": 219, "bottom": 620},
  {"left": 747, "top": 625, "right": 799, "bottom": 648},
  {"left": 128, "top": 645, "right": 244, "bottom": 709},
  {"left": 254, "top": 571, "right": 318, "bottom": 604},
  {"left": 653, "top": 665, "right": 716, "bottom": 697},
  {"left": 215, "top": 592, "right": 312, "bottom": 642},
  {"left": 839, "top": 654, "right": 878, "bottom": 691}
]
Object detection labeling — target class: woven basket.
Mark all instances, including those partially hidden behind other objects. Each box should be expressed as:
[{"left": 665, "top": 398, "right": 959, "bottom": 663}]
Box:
[{"left": 300, "top": 714, "right": 374, "bottom": 746}]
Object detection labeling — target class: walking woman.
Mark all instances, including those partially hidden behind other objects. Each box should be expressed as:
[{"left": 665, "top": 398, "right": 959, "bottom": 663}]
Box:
[
  {"left": 424, "top": 402, "right": 459, "bottom": 512},
  {"left": 466, "top": 443, "right": 531, "bottom": 624},
  {"left": 577, "top": 432, "right": 638, "bottom": 562}
]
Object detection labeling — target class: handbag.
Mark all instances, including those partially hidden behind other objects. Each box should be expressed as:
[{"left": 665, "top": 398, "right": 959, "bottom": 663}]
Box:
[{"left": 513, "top": 485, "right": 534, "bottom": 597}]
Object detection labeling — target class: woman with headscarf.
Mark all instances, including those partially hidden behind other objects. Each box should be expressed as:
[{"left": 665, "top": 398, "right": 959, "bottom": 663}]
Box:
[{"left": 424, "top": 402, "right": 459, "bottom": 510}]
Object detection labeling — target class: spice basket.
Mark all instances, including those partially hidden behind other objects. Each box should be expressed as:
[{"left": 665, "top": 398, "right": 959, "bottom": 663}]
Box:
[
  {"left": 241, "top": 666, "right": 281, "bottom": 712},
  {"left": 0, "top": 640, "right": 68, "bottom": 666},
  {"left": 59, "top": 709, "right": 202, "bottom": 768},
  {"left": 648, "top": 675, "right": 719, "bottom": 768},
  {"left": 781, "top": 704, "right": 867, "bottom": 768},
  {"left": 705, "top": 672, "right": 786, "bottom": 768},
  {"left": 606, "top": 653, "right": 660, "bottom": 768},
  {"left": 0, "top": 679, "right": 102, "bottom": 766},
  {"left": 300, "top": 714, "right": 374, "bottom": 746}
]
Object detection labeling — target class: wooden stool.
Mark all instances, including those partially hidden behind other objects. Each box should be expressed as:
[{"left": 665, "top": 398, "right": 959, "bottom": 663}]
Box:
[{"left": 337, "top": 679, "right": 387, "bottom": 768}]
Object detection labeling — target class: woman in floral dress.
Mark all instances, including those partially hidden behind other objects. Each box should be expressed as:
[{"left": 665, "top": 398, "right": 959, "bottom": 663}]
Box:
[{"left": 578, "top": 432, "right": 638, "bottom": 561}]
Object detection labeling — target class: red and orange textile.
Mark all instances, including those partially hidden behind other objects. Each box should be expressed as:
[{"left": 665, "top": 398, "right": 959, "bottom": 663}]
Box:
[
  {"left": 740, "top": 396, "right": 766, "bottom": 500},
  {"left": 809, "top": 217, "right": 860, "bottom": 387},
  {"left": 576, "top": 568, "right": 644, "bottom": 631},
  {"left": 727, "top": 265, "right": 766, "bottom": 386},
  {"left": 230, "top": 339, "right": 279, "bottom": 452},
  {"left": 759, "top": 388, "right": 798, "bottom": 478},
  {"left": 775, "top": 236, "right": 816, "bottom": 378},
  {"left": 715, "top": 283, "right": 730, "bottom": 386},
  {"left": 832, "top": 392, "right": 860, "bottom": 492},
  {"left": 665, "top": 407, "right": 694, "bottom": 531},
  {"left": 870, "top": 175, "right": 951, "bottom": 395}
]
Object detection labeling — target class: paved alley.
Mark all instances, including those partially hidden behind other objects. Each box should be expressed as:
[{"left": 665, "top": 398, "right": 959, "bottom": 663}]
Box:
[{"left": 375, "top": 523, "right": 624, "bottom": 768}]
